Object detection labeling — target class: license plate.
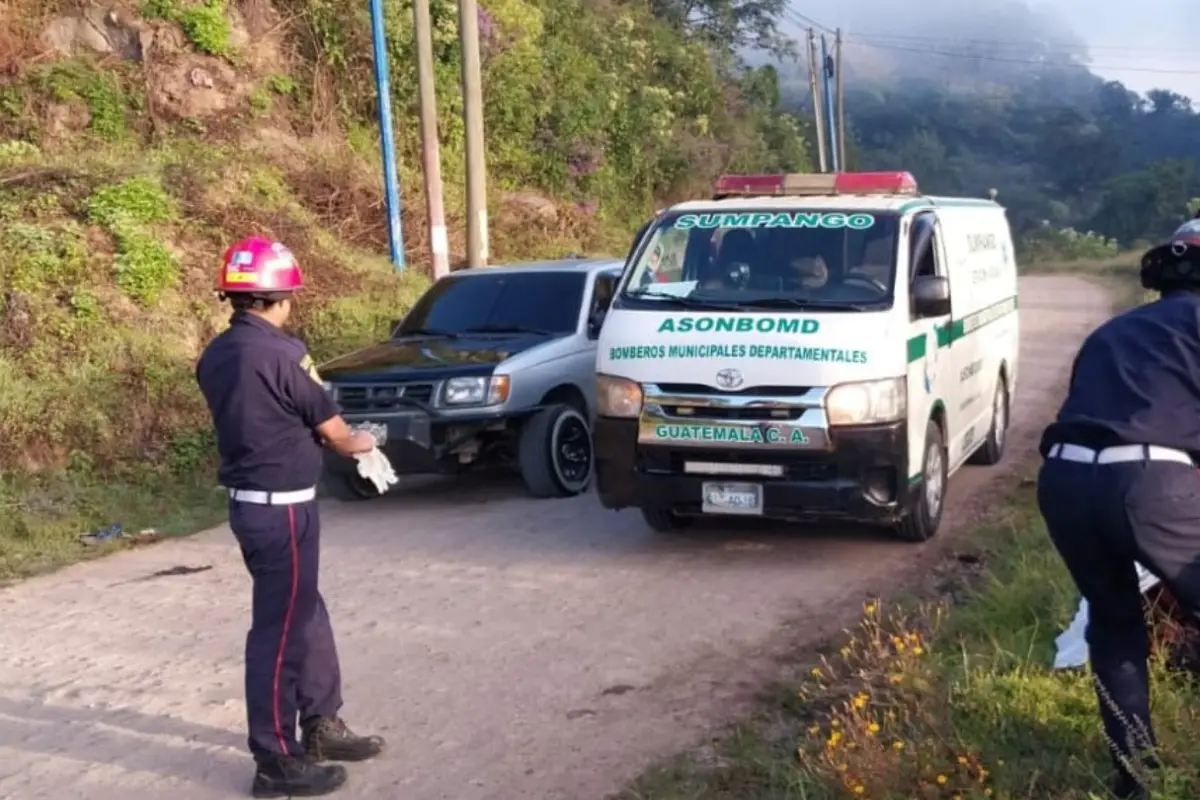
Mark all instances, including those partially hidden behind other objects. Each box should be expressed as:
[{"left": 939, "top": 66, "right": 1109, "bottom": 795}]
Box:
[
  {"left": 701, "top": 482, "right": 763, "bottom": 516},
  {"left": 351, "top": 422, "right": 388, "bottom": 446}
]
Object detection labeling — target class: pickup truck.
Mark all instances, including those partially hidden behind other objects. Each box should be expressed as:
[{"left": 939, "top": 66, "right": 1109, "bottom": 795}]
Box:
[{"left": 318, "top": 257, "right": 622, "bottom": 499}]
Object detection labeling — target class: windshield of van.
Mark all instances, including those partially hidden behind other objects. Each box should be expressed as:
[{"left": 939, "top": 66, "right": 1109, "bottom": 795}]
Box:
[{"left": 620, "top": 208, "right": 899, "bottom": 311}]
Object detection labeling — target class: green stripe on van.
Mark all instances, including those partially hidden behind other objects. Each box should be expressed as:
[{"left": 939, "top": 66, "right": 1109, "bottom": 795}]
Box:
[{"left": 905, "top": 295, "right": 1018, "bottom": 363}]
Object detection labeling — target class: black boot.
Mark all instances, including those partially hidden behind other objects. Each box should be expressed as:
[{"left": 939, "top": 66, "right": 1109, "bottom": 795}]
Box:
[
  {"left": 251, "top": 754, "right": 347, "bottom": 798},
  {"left": 301, "top": 716, "right": 386, "bottom": 762}
]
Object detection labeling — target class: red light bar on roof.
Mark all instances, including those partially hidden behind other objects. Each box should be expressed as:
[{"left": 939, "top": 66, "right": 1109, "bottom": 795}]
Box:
[{"left": 712, "top": 171, "right": 919, "bottom": 198}]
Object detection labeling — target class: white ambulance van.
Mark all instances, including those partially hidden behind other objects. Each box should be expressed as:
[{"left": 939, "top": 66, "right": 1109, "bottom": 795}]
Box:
[{"left": 592, "top": 171, "right": 1019, "bottom": 541}]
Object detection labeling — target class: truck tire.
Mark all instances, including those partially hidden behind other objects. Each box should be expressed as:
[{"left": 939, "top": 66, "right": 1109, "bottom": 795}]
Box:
[
  {"left": 893, "top": 420, "right": 947, "bottom": 543},
  {"left": 321, "top": 470, "right": 380, "bottom": 502},
  {"left": 967, "top": 374, "right": 1009, "bottom": 466},
  {"left": 517, "top": 404, "right": 594, "bottom": 498},
  {"left": 640, "top": 507, "right": 692, "bottom": 532}
]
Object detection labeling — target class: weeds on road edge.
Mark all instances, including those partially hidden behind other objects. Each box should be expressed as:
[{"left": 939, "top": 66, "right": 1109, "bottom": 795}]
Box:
[{"left": 622, "top": 483, "right": 1200, "bottom": 800}]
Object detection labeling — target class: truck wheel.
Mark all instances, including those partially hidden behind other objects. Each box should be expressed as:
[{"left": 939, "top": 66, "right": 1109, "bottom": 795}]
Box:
[
  {"left": 893, "top": 420, "right": 947, "bottom": 543},
  {"left": 321, "top": 470, "right": 380, "bottom": 502},
  {"left": 641, "top": 507, "right": 692, "bottom": 532},
  {"left": 518, "top": 404, "right": 594, "bottom": 498},
  {"left": 968, "top": 374, "right": 1009, "bottom": 466}
]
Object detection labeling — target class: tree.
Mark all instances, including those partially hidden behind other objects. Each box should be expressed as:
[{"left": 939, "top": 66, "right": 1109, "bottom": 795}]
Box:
[{"left": 647, "top": 0, "right": 789, "bottom": 55}]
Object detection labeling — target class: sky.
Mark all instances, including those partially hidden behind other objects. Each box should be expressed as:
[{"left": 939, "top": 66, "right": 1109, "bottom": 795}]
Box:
[
  {"left": 782, "top": 0, "right": 1197, "bottom": 102},
  {"left": 1041, "top": 0, "right": 1198, "bottom": 100}
]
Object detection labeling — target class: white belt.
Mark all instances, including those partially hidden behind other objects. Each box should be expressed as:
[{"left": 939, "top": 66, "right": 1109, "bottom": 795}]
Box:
[
  {"left": 1047, "top": 443, "right": 1193, "bottom": 466},
  {"left": 226, "top": 487, "right": 317, "bottom": 505}
]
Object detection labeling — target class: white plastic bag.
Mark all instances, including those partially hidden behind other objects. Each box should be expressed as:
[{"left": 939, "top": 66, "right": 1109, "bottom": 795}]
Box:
[
  {"left": 1053, "top": 563, "right": 1161, "bottom": 669},
  {"left": 354, "top": 448, "right": 399, "bottom": 494}
]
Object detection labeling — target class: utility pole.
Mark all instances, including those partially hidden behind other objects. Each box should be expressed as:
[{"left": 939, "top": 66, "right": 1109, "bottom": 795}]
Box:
[
  {"left": 458, "top": 0, "right": 488, "bottom": 267},
  {"left": 413, "top": 0, "right": 449, "bottom": 278},
  {"left": 821, "top": 33, "right": 839, "bottom": 172},
  {"left": 835, "top": 28, "right": 846, "bottom": 170},
  {"left": 368, "top": 0, "right": 405, "bottom": 269},
  {"left": 807, "top": 28, "right": 827, "bottom": 173}
]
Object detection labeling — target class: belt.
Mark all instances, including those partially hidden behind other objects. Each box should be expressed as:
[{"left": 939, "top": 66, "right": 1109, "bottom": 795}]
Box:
[
  {"left": 226, "top": 487, "right": 317, "bottom": 505},
  {"left": 1047, "top": 443, "right": 1194, "bottom": 466}
]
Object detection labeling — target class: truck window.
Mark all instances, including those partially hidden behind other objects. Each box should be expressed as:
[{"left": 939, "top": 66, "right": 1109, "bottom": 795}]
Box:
[
  {"left": 621, "top": 208, "right": 900, "bottom": 309},
  {"left": 397, "top": 271, "right": 587, "bottom": 336}
]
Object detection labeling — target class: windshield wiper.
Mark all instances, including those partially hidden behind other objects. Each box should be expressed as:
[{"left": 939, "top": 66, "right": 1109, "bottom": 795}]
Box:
[
  {"left": 733, "top": 297, "right": 875, "bottom": 311},
  {"left": 463, "top": 324, "right": 552, "bottom": 335},
  {"left": 397, "top": 326, "right": 460, "bottom": 338},
  {"left": 624, "top": 290, "right": 738, "bottom": 309}
]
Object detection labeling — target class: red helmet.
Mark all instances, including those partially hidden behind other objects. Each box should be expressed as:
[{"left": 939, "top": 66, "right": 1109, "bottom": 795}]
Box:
[{"left": 218, "top": 237, "right": 304, "bottom": 295}]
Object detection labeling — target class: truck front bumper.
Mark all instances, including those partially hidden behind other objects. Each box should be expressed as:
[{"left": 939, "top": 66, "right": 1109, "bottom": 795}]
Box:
[
  {"left": 594, "top": 417, "right": 914, "bottom": 523},
  {"left": 323, "top": 407, "right": 517, "bottom": 477}
]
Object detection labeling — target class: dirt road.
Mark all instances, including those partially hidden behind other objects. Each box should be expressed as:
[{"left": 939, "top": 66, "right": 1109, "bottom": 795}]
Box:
[{"left": 0, "top": 276, "right": 1110, "bottom": 800}]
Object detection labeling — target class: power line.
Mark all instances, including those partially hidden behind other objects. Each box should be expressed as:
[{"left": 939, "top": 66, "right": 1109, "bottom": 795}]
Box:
[
  {"left": 782, "top": 8, "right": 833, "bottom": 35},
  {"left": 844, "top": 39, "right": 1200, "bottom": 76},
  {"left": 842, "top": 30, "right": 1200, "bottom": 54}
]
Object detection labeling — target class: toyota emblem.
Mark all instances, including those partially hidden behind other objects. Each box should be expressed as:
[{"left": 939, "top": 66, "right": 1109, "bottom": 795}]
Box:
[{"left": 715, "top": 368, "right": 744, "bottom": 390}]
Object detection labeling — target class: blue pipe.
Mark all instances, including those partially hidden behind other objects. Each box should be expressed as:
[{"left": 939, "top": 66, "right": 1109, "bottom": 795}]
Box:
[
  {"left": 369, "top": 0, "right": 405, "bottom": 269},
  {"left": 821, "top": 34, "right": 838, "bottom": 172}
]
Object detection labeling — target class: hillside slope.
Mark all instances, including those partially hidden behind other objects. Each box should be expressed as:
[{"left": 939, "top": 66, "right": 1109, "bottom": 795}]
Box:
[{"left": 0, "top": 0, "right": 808, "bottom": 577}]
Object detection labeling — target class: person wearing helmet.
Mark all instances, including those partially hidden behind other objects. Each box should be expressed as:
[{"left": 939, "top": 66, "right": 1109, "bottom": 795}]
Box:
[
  {"left": 195, "top": 237, "right": 383, "bottom": 797},
  {"left": 1035, "top": 220, "right": 1200, "bottom": 800}
]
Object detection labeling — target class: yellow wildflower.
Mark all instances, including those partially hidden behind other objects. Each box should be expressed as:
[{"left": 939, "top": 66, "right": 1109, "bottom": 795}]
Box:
[
  {"left": 854, "top": 785, "right": 865, "bottom": 795},
  {"left": 867, "top": 722, "right": 880, "bottom": 735},
  {"left": 892, "top": 741, "right": 904, "bottom": 751},
  {"left": 936, "top": 775, "right": 947, "bottom": 785}
]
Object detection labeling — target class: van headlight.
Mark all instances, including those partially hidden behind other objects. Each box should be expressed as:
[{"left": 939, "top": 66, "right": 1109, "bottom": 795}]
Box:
[
  {"left": 441, "top": 375, "right": 511, "bottom": 406},
  {"left": 596, "top": 374, "right": 643, "bottom": 418},
  {"left": 824, "top": 378, "right": 906, "bottom": 426}
]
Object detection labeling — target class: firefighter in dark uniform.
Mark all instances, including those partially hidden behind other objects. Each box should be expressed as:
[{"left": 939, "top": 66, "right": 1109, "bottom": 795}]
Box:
[
  {"left": 196, "top": 237, "right": 384, "bottom": 797},
  {"left": 1037, "top": 219, "right": 1200, "bottom": 800}
]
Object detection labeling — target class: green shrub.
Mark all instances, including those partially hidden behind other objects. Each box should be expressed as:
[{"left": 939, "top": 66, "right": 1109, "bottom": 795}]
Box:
[{"left": 179, "top": 0, "right": 233, "bottom": 56}]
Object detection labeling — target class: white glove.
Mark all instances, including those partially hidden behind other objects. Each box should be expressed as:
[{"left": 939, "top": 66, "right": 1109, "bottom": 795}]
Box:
[{"left": 353, "top": 447, "right": 399, "bottom": 494}]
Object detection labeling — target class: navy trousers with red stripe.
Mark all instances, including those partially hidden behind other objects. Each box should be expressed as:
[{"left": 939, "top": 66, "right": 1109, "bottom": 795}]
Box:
[{"left": 229, "top": 499, "right": 343, "bottom": 759}]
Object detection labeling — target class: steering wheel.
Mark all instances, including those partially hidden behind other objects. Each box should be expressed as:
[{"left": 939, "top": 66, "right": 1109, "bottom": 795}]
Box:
[{"left": 840, "top": 274, "right": 889, "bottom": 295}]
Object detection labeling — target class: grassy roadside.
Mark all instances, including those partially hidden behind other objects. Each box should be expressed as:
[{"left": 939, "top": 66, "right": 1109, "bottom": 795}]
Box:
[{"left": 619, "top": 262, "right": 1200, "bottom": 800}]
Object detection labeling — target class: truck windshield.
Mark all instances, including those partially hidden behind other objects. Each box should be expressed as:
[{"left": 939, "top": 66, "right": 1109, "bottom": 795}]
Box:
[
  {"left": 396, "top": 271, "right": 586, "bottom": 337},
  {"left": 620, "top": 208, "right": 899, "bottom": 310}
]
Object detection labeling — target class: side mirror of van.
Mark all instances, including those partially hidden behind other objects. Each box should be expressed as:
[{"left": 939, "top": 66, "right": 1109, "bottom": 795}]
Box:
[{"left": 912, "top": 275, "right": 951, "bottom": 317}]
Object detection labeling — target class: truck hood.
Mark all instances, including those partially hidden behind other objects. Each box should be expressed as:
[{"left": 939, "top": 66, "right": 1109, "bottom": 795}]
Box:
[
  {"left": 319, "top": 333, "right": 552, "bottom": 382},
  {"left": 595, "top": 308, "right": 902, "bottom": 388}
]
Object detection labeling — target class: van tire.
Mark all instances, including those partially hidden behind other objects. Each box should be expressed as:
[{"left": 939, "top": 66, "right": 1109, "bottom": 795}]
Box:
[
  {"left": 518, "top": 404, "right": 594, "bottom": 498},
  {"left": 968, "top": 374, "right": 1009, "bottom": 466},
  {"left": 893, "top": 421, "right": 947, "bottom": 543},
  {"left": 641, "top": 507, "right": 692, "bottom": 532}
]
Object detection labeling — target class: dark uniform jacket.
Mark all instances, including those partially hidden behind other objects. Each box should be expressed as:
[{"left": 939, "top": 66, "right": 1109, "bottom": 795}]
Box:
[
  {"left": 196, "top": 311, "right": 342, "bottom": 492},
  {"left": 1041, "top": 291, "right": 1200, "bottom": 461}
]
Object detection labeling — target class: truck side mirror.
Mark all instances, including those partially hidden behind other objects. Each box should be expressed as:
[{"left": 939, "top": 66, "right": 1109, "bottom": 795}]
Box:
[{"left": 912, "top": 275, "right": 950, "bottom": 317}]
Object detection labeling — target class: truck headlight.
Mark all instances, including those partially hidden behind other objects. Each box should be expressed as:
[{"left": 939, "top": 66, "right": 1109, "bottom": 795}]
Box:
[
  {"left": 442, "top": 375, "right": 511, "bottom": 406},
  {"left": 825, "top": 377, "right": 906, "bottom": 426},
  {"left": 596, "top": 374, "right": 643, "bottom": 418}
]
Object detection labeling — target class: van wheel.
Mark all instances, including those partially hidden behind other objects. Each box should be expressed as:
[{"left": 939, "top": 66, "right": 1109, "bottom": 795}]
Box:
[
  {"left": 968, "top": 375, "right": 1009, "bottom": 466},
  {"left": 893, "top": 421, "right": 947, "bottom": 543},
  {"left": 518, "top": 404, "right": 594, "bottom": 498},
  {"left": 641, "top": 507, "right": 692, "bottom": 532}
]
